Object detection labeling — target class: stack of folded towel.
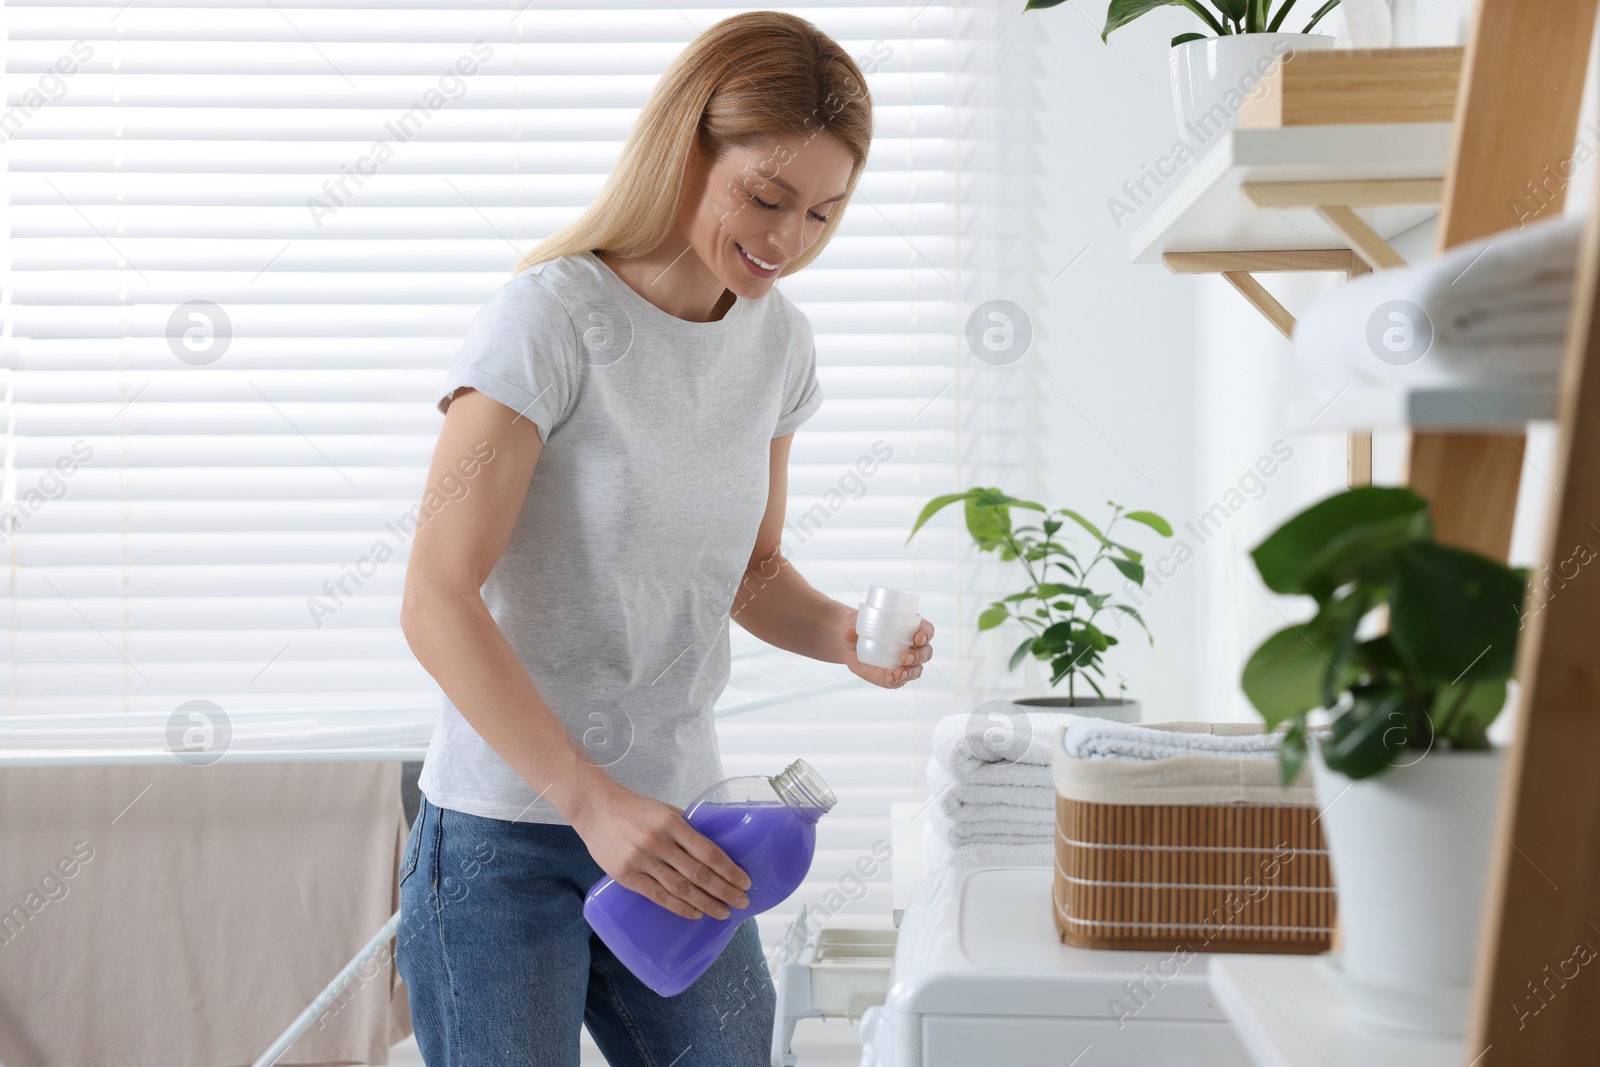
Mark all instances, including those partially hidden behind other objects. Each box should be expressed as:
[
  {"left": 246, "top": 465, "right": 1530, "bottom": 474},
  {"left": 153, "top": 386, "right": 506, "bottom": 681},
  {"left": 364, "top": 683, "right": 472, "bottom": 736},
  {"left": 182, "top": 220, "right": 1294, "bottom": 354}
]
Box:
[
  {"left": 1294, "top": 210, "right": 1585, "bottom": 389},
  {"left": 921, "top": 709, "right": 1076, "bottom": 870},
  {"left": 1061, "top": 717, "right": 1281, "bottom": 761},
  {"left": 921, "top": 714, "right": 1298, "bottom": 868}
]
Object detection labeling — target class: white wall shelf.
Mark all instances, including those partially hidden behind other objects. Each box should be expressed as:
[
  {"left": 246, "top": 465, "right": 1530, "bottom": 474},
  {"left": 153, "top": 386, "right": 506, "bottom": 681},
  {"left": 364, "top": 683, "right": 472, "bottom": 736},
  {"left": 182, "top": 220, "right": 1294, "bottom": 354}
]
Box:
[
  {"left": 1128, "top": 121, "right": 1458, "bottom": 487},
  {"left": 1128, "top": 123, "right": 1451, "bottom": 266},
  {"left": 1209, "top": 956, "right": 1467, "bottom": 1067},
  {"left": 1292, "top": 381, "right": 1559, "bottom": 432}
]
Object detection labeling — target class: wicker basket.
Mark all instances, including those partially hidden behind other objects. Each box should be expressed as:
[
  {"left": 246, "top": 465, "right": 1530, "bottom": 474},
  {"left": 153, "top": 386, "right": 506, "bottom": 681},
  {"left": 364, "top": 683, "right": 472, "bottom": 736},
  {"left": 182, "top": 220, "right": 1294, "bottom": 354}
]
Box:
[{"left": 1050, "top": 721, "right": 1335, "bottom": 954}]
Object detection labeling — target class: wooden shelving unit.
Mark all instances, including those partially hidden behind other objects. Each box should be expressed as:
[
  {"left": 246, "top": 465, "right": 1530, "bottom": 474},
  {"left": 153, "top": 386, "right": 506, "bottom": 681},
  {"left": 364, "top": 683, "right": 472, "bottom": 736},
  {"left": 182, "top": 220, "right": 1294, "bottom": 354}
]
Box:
[{"left": 1138, "top": 4, "right": 1600, "bottom": 1064}]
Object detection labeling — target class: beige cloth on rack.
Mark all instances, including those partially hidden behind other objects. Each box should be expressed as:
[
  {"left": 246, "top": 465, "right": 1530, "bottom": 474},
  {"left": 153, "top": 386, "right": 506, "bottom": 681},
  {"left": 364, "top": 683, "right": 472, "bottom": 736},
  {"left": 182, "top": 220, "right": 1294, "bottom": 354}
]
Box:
[{"left": 0, "top": 761, "right": 412, "bottom": 1067}]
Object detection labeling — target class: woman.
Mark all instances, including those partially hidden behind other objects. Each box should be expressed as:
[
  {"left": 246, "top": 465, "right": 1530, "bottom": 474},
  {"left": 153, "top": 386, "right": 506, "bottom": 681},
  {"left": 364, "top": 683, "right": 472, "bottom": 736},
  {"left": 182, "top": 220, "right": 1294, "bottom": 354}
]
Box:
[{"left": 396, "top": 11, "right": 935, "bottom": 1065}]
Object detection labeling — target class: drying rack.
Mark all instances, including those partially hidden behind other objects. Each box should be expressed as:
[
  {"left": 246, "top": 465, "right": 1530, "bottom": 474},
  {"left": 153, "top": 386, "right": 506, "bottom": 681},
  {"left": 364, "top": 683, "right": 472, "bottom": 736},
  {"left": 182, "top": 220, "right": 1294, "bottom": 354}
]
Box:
[{"left": 0, "top": 644, "right": 866, "bottom": 1067}]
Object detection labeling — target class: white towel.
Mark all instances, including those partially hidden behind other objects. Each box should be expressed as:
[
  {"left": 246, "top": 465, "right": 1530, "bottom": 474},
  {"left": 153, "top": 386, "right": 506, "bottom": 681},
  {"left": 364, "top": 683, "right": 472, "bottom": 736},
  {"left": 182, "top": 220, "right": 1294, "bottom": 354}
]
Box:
[
  {"left": 1293, "top": 211, "right": 1585, "bottom": 389},
  {"left": 1062, "top": 717, "right": 1281, "bottom": 762},
  {"left": 931, "top": 708, "right": 1083, "bottom": 787},
  {"left": 926, "top": 757, "right": 1055, "bottom": 816},
  {"left": 925, "top": 793, "right": 1053, "bottom": 843},
  {"left": 921, "top": 818, "right": 1053, "bottom": 871}
]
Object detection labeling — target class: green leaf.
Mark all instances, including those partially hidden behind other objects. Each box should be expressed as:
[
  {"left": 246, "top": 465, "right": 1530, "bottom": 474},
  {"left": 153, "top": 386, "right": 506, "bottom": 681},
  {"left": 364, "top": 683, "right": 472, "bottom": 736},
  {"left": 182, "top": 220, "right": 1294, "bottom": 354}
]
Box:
[
  {"left": 1388, "top": 541, "right": 1525, "bottom": 684},
  {"left": 1163, "top": 0, "right": 1229, "bottom": 38},
  {"left": 1429, "top": 678, "right": 1506, "bottom": 749},
  {"left": 1123, "top": 510, "right": 1174, "bottom": 537},
  {"left": 1322, "top": 689, "right": 1410, "bottom": 780},
  {"left": 1102, "top": 0, "right": 1184, "bottom": 41},
  {"left": 1109, "top": 603, "right": 1152, "bottom": 642},
  {"left": 1278, "top": 718, "right": 1307, "bottom": 787},
  {"left": 1240, "top": 615, "right": 1344, "bottom": 729},
  {"left": 1354, "top": 633, "right": 1406, "bottom": 687},
  {"left": 906, "top": 490, "right": 972, "bottom": 543},
  {"left": 1009, "top": 636, "right": 1038, "bottom": 672},
  {"left": 1213, "top": 0, "right": 1247, "bottom": 24},
  {"left": 1249, "top": 486, "right": 1431, "bottom": 600},
  {"left": 1323, "top": 589, "right": 1371, "bottom": 709},
  {"left": 1039, "top": 619, "right": 1074, "bottom": 649},
  {"left": 1058, "top": 508, "right": 1111, "bottom": 547},
  {"left": 1076, "top": 624, "right": 1110, "bottom": 652},
  {"left": 977, "top": 604, "right": 1010, "bottom": 631},
  {"left": 1302, "top": 0, "right": 1339, "bottom": 32},
  {"left": 1022, "top": 0, "right": 1070, "bottom": 9},
  {"left": 1084, "top": 592, "right": 1111, "bottom": 611},
  {"left": 1043, "top": 517, "right": 1063, "bottom": 536},
  {"left": 1035, "top": 582, "right": 1092, "bottom": 599},
  {"left": 964, "top": 493, "right": 1012, "bottom": 548},
  {"left": 1265, "top": 0, "right": 1300, "bottom": 31},
  {"left": 1113, "top": 543, "right": 1143, "bottom": 564},
  {"left": 1172, "top": 31, "right": 1207, "bottom": 45},
  {"left": 1110, "top": 556, "right": 1146, "bottom": 585},
  {"left": 969, "top": 488, "right": 1047, "bottom": 512}
]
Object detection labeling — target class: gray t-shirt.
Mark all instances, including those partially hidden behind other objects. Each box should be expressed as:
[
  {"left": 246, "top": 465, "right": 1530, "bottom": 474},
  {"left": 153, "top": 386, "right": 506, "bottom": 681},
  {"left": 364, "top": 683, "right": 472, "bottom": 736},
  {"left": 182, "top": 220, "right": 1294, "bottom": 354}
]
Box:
[{"left": 416, "top": 249, "right": 823, "bottom": 823}]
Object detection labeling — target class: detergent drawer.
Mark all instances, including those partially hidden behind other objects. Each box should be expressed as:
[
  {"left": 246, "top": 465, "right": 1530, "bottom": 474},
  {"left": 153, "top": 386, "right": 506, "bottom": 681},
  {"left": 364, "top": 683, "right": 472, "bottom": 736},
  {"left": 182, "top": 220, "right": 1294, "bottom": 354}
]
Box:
[
  {"left": 772, "top": 905, "right": 898, "bottom": 1067},
  {"left": 919, "top": 1015, "right": 1247, "bottom": 1067}
]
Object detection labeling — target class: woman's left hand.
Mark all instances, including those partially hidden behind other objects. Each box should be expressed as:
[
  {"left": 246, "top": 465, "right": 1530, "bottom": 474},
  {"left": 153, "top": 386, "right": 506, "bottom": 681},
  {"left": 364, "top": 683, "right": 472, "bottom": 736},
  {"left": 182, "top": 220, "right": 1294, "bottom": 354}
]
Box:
[{"left": 843, "top": 610, "right": 935, "bottom": 689}]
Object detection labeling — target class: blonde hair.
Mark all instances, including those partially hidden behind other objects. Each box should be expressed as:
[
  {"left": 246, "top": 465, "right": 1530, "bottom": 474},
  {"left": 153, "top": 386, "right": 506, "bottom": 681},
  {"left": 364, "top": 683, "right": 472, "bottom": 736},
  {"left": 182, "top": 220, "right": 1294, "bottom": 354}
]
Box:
[{"left": 513, "top": 10, "right": 873, "bottom": 277}]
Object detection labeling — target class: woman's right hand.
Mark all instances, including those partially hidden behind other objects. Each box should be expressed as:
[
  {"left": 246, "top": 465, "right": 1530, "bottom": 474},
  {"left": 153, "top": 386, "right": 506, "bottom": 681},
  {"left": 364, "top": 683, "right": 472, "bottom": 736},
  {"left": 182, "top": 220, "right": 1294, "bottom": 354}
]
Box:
[{"left": 569, "top": 779, "right": 752, "bottom": 921}]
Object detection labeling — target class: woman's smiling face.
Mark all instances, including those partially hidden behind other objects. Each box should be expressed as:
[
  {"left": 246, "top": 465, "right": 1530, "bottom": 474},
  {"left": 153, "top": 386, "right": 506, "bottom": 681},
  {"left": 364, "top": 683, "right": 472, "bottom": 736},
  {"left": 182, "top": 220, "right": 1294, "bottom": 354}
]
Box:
[{"left": 686, "top": 133, "right": 856, "bottom": 299}]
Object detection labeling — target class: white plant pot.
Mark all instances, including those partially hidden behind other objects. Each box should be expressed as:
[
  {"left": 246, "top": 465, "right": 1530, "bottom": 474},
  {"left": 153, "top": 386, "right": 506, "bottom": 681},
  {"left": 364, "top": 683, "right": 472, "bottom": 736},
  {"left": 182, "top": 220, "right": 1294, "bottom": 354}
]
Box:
[
  {"left": 1010, "top": 695, "right": 1141, "bottom": 724},
  {"left": 1310, "top": 746, "right": 1507, "bottom": 1036},
  {"left": 1168, "top": 33, "right": 1336, "bottom": 139}
]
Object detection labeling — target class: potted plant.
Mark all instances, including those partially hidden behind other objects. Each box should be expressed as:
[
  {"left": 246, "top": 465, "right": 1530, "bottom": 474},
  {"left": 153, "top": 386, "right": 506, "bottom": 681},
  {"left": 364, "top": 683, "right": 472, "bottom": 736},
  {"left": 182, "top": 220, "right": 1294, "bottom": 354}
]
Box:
[
  {"left": 1241, "top": 485, "right": 1527, "bottom": 1037},
  {"left": 1025, "top": 0, "right": 1340, "bottom": 135},
  {"left": 907, "top": 488, "right": 1172, "bottom": 721}
]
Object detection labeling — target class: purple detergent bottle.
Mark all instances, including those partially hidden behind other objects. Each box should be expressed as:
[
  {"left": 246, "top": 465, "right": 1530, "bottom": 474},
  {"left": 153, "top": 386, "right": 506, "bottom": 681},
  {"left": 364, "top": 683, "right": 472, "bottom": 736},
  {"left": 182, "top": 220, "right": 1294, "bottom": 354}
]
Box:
[{"left": 582, "top": 758, "right": 836, "bottom": 996}]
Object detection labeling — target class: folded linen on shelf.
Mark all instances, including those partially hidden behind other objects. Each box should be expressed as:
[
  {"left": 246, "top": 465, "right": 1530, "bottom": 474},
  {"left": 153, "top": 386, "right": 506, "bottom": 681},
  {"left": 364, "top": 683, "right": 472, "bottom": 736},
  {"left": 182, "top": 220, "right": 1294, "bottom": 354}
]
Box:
[
  {"left": 1293, "top": 210, "right": 1586, "bottom": 389},
  {"left": 1062, "top": 717, "right": 1281, "bottom": 762}
]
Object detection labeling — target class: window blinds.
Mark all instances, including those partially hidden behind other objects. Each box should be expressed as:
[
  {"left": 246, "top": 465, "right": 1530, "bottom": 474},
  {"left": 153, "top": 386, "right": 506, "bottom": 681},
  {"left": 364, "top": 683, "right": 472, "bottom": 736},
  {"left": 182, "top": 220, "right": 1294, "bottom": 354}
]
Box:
[{"left": 2, "top": 0, "right": 1025, "bottom": 927}]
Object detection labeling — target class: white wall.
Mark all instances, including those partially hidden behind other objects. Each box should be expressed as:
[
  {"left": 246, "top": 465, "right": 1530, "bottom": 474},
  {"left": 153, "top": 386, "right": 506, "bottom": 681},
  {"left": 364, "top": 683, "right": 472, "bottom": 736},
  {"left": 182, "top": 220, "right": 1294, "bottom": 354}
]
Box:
[{"left": 1024, "top": 5, "right": 1201, "bottom": 718}]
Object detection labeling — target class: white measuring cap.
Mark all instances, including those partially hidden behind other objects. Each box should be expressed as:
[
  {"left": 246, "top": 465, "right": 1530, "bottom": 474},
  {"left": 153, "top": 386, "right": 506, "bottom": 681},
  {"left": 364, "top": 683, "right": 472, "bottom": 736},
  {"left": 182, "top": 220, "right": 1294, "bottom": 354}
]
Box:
[{"left": 865, "top": 585, "right": 920, "bottom": 616}]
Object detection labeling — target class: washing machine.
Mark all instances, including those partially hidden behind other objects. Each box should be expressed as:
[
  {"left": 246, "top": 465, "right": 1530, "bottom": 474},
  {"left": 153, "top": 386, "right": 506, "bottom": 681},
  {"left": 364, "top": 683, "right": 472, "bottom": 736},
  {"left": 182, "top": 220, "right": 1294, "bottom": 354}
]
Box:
[{"left": 773, "top": 865, "right": 1249, "bottom": 1067}]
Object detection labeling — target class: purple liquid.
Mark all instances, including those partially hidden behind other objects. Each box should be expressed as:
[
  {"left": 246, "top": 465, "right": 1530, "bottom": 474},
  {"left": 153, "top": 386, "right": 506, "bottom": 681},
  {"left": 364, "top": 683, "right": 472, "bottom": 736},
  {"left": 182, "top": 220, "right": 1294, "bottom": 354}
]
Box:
[{"left": 582, "top": 801, "right": 825, "bottom": 996}]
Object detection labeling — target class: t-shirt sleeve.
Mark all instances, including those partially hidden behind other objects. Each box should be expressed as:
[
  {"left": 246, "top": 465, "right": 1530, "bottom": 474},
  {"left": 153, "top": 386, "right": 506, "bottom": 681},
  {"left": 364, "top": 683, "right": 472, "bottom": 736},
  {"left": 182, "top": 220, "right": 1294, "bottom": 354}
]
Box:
[
  {"left": 436, "top": 273, "right": 580, "bottom": 444},
  {"left": 773, "top": 302, "right": 823, "bottom": 438}
]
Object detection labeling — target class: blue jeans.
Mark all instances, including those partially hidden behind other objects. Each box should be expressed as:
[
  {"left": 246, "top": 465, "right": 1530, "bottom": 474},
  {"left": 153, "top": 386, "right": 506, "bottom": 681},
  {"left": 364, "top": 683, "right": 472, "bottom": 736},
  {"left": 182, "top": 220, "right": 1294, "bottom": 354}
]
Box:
[{"left": 396, "top": 795, "right": 776, "bottom": 1066}]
